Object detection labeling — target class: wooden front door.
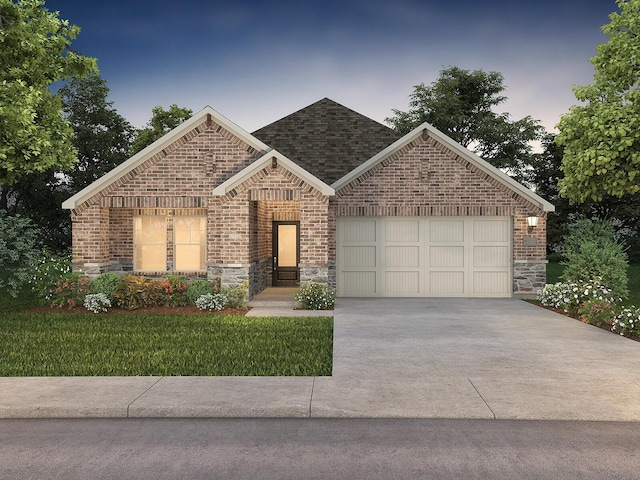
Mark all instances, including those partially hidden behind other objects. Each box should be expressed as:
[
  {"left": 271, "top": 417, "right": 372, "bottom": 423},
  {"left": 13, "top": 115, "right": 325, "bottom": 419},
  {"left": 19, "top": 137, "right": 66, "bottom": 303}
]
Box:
[{"left": 272, "top": 221, "right": 300, "bottom": 286}]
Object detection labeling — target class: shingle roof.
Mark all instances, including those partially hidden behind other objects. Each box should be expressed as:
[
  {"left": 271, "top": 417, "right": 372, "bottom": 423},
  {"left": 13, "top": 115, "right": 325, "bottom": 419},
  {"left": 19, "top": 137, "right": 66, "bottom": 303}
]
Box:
[{"left": 252, "top": 98, "right": 402, "bottom": 185}]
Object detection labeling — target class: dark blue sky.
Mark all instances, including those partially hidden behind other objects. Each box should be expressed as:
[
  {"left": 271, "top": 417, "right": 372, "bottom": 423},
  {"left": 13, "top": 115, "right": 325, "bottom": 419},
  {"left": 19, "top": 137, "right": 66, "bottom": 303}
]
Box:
[{"left": 46, "top": 0, "right": 614, "bottom": 132}]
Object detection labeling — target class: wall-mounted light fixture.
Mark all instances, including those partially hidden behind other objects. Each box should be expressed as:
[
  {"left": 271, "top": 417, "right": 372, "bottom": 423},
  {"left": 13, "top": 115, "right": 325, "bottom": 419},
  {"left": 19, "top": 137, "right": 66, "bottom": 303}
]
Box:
[{"left": 527, "top": 214, "right": 539, "bottom": 234}]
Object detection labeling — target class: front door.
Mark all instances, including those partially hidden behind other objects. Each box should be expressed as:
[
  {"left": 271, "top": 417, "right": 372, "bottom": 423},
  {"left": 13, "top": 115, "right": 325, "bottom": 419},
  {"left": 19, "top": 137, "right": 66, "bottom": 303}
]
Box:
[{"left": 272, "top": 221, "right": 300, "bottom": 286}]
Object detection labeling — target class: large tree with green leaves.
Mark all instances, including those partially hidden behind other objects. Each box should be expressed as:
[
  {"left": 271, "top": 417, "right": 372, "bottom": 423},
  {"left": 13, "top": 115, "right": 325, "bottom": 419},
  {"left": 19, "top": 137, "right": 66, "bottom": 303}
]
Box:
[
  {"left": 58, "top": 73, "right": 134, "bottom": 190},
  {"left": 557, "top": 0, "right": 640, "bottom": 202},
  {"left": 386, "top": 67, "right": 543, "bottom": 182},
  {"left": 0, "top": 0, "right": 97, "bottom": 185},
  {"left": 131, "top": 104, "right": 193, "bottom": 154}
]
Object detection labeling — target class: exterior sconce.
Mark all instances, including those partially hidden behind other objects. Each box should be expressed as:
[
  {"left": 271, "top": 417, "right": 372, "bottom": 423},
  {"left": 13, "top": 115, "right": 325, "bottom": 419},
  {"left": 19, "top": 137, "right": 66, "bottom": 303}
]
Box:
[{"left": 527, "top": 214, "right": 539, "bottom": 235}]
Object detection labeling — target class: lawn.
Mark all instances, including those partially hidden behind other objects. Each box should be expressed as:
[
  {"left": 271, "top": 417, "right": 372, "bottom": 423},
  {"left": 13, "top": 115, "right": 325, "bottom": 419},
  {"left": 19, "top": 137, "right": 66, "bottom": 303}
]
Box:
[
  {"left": 0, "top": 293, "right": 333, "bottom": 376},
  {"left": 546, "top": 262, "right": 640, "bottom": 306}
]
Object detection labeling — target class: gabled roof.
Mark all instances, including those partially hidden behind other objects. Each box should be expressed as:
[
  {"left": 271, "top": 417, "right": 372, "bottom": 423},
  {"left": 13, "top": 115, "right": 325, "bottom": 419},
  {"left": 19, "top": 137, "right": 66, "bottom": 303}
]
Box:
[
  {"left": 252, "top": 98, "right": 401, "bottom": 185},
  {"left": 62, "top": 106, "right": 271, "bottom": 210},
  {"left": 333, "top": 123, "right": 555, "bottom": 212},
  {"left": 212, "top": 149, "right": 334, "bottom": 197}
]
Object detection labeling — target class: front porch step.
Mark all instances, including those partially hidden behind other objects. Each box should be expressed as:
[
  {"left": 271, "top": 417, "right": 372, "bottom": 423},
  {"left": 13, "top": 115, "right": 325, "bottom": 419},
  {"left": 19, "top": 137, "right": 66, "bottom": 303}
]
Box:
[{"left": 247, "top": 299, "right": 300, "bottom": 308}]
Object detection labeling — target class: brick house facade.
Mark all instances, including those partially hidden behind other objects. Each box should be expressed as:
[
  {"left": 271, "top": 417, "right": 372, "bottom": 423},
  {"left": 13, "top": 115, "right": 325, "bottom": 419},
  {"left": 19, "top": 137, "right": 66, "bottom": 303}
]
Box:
[{"left": 63, "top": 99, "right": 554, "bottom": 298}]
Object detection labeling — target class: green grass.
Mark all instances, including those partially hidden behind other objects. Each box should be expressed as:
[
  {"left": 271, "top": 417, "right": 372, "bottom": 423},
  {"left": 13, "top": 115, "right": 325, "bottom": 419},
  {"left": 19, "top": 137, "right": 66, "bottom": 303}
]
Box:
[
  {"left": 546, "top": 262, "right": 640, "bottom": 306},
  {"left": 0, "top": 303, "right": 333, "bottom": 376}
]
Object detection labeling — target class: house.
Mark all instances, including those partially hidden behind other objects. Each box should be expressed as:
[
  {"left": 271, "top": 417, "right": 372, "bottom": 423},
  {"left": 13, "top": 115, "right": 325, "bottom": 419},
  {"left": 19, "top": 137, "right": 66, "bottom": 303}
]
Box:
[{"left": 62, "top": 98, "right": 554, "bottom": 298}]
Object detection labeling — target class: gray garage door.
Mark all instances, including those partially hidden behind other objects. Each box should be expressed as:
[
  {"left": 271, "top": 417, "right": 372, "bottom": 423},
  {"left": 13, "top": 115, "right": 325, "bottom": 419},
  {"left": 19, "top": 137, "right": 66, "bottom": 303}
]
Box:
[{"left": 336, "top": 217, "right": 512, "bottom": 297}]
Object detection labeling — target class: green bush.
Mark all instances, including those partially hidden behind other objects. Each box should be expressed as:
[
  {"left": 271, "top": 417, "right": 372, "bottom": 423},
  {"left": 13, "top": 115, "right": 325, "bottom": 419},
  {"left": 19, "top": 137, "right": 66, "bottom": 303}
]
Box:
[
  {"left": 294, "top": 281, "right": 335, "bottom": 310},
  {"left": 561, "top": 219, "right": 629, "bottom": 299},
  {"left": 90, "top": 273, "right": 123, "bottom": 300},
  {"left": 50, "top": 274, "right": 92, "bottom": 309},
  {"left": 186, "top": 280, "right": 214, "bottom": 305},
  {"left": 0, "top": 210, "right": 41, "bottom": 297},
  {"left": 30, "top": 249, "right": 72, "bottom": 302},
  {"left": 221, "top": 281, "right": 249, "bottom": 309}
]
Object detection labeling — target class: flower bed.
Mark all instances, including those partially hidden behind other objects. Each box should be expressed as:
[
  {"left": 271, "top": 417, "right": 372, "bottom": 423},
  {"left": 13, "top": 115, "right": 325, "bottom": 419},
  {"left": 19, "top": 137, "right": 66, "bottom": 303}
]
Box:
[{"left": 537, "top": 280, "right": 640, "bottom": 341}]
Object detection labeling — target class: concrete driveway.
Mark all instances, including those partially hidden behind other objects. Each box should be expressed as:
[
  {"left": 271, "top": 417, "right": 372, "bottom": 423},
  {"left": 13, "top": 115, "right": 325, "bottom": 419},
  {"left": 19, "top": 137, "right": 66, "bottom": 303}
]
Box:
[
  {"left": 1, "top": 298, "right": 639, "bottom": 420},
  {"left": 311, "top": 298, "right": 640, "bottom": 420}
]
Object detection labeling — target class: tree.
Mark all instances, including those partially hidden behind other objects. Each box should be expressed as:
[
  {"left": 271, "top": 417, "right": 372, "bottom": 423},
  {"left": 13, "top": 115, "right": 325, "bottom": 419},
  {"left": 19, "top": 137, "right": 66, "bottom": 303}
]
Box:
[
  {"left": 0, "top": 73, "right": 134, "bottom": 251},
  {"left": 386, "top": 67, "right": 543, "bottom": 182},
  {"left": 529, "top": 134, "right": 640, "bottom": 259},
  {"left": 0, "top": 0, "right": 97, "bottom": 185},
  {"left": 556, "top": 0, "right": 640, "bottom": 202},
  {"left": 131, "top": 104, "right": 193, "bottom": 154},
  {"left": 58, "top": 73, "right": 134, "bottom": 190}
]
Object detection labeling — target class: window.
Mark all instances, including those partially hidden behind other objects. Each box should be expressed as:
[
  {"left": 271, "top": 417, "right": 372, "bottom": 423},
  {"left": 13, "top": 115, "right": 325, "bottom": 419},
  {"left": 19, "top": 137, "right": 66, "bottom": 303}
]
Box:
[
  {"left": 174, "top": 216, "right": 206, "bottom": 271},
  {"left": 134, "top": 216, "right": 166, "bottom": 271}
]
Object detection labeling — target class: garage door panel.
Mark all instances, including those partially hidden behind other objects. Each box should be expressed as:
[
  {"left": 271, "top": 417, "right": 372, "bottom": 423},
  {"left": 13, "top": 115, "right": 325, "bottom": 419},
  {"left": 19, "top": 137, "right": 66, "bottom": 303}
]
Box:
[
  {"left": 474, "top": 220, "right": 509, "bottom": 242},
  {"left": 430, "top": 246, "right": 464, "bottom": 268},
  {"left": 343, "top": 246, "right": 376, "bottom": 267},
  {"left": 385, "top": 271, "right": 420, "bottom": 294},
  {"left": 342, "top": 219, "right": 376, "bottom": 242},
  {"left": 473, "top": 271, "right": 510, "bottom": 295},
  {"left": 342, "top": 271, "right": 377, "bottom": 295},
  {"left": 430, "top": 220, "right": 464, "bottom": 242},
  {"left": 430, "top": 271, "right": 465, "bottom": 294},
  {"left": 386, "top": 246, "right": 419, "bottom": 267},
  {"left": 473, "top": 246, "right": 509, "bottom": 268},
  {"left": 385, "top": 220, "right": 420, "bottom": 242}
]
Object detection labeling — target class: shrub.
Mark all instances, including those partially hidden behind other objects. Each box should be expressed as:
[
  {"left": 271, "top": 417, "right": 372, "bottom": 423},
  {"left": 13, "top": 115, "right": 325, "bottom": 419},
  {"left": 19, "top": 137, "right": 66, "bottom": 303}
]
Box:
[
  {"left": 294, "top": 281, "right": 335, "bottom": 310},
  {"left": 112, "top": 275, "right": 159, "bottom": 310},
  {"left": 50, "top": 275, "right": 92, "bottom": 309},
  {"left": 155, "top": 275, "right": 189, "bottom": 306},
  {"left": 90, "top": 273, "right": 123, "bottom": 300},
  {"left": 186, "top": 280, "right": 214, "bottom": 305},
  {"left": 195, "top": 293, "right": 228, "bottom": 311},
  {"left": 83, "top": 293, "right": 111, "bottom": 314},
  {"left": 561, "top": 219, "right": 629, "bottom": 299},
  {"left": 0, "top": 210, "right": 41, "bottom": 297},
  {"left": 221, "top": 281, "right": 249, "bottom": 309},
  {"left": 537, "top": 279, "right": 617, "bottom": 315},
  {"left": 576, "top": 299, "right": 617, "bottom": 328},
  {"left": 30, "top": 249, "right": 72, "bottom": 302},
  {"left": 612, "top": 306, "right": 640, "bottom": 338}
]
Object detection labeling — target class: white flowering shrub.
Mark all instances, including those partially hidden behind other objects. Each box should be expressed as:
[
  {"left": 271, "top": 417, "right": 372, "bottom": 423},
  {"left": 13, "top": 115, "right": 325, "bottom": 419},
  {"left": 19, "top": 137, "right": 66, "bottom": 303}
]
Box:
[
  {"left": 83, "top": 293, "right": 111, "bottom": 314},
  {"left": 30, "top": 249, "right": 72, "bottom": 302},
  {"left": 537, "top": 279, "right": 617, "bottom": 315},
  {"left": 294, "top": 281, "right": 335, "bottom": 310},
  {"left": 195, "top": 293, "right": 228, "bottom": 311},
  {"left": 612, "top": 306, "right": 640, "bottom": 338}
]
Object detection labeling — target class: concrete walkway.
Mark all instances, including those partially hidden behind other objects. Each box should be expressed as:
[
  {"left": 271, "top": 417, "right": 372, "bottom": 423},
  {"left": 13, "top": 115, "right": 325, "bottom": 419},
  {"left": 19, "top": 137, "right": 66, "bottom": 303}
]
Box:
[{"left": 1, "top": 298, "right": 640, "bottom": 420}]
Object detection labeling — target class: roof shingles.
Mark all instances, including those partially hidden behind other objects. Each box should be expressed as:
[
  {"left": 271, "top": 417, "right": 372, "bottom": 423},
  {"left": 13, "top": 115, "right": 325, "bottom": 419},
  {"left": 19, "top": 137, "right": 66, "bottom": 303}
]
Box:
[{"left": 252, "top": 98, "right": 401, "bottom": 185}]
